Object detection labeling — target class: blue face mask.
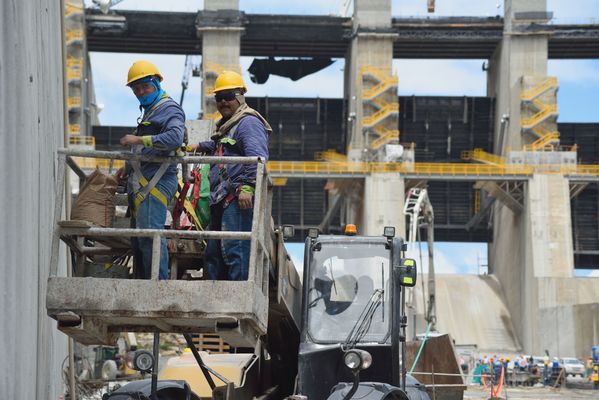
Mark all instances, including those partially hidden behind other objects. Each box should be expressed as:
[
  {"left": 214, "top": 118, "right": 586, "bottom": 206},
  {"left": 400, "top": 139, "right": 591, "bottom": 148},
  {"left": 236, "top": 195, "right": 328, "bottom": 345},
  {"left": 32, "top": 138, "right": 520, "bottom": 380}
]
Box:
[{"left": 136, "top": 77, "right": 164, "bottom": 109}]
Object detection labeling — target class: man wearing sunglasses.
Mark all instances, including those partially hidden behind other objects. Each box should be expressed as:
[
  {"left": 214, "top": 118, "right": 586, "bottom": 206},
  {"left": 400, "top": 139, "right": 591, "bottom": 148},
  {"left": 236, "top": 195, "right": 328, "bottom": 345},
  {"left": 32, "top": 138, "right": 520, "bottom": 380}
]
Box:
[
  {"left": 190, "top": 71, "right": 272, "bottom": 281},
  {"left": 115, "top": 60, "right": 185, "bottom": 280}
]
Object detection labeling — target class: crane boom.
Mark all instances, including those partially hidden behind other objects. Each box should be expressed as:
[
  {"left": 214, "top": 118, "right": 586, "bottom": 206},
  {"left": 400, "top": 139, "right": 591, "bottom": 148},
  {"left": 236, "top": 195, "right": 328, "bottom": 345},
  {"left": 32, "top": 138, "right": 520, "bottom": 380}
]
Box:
[{"left": 403, "top": 187, "right": 436, "bottom": 329}]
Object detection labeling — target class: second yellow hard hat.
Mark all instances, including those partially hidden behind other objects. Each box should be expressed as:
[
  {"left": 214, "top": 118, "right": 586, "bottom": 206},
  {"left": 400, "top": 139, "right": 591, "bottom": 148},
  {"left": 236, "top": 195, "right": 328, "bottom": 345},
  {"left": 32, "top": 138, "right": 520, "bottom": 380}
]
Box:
[{"left": 213, "top": 71, "right": 247, "bottom": 94}]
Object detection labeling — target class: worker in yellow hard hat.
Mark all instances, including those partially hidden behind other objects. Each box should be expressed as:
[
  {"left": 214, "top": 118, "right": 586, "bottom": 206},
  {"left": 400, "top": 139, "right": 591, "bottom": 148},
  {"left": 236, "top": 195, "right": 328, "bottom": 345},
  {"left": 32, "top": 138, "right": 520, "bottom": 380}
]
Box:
[
  {"left": 189, "top": 71, "right": 272, "bottom": 280},
  {"left": 116, "top": 60, "right": 185, "bottom": 279}
]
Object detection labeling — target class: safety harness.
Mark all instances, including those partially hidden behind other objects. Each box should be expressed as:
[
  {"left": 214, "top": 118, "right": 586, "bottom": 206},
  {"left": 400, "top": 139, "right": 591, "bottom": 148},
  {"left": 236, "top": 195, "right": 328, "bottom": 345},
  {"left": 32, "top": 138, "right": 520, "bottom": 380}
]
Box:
[
  {"left": 128, "top": 96, "right": 173, "bottom": 215},
  {"left": 214, "top": 123, "right": 243, "bottom": 207}
]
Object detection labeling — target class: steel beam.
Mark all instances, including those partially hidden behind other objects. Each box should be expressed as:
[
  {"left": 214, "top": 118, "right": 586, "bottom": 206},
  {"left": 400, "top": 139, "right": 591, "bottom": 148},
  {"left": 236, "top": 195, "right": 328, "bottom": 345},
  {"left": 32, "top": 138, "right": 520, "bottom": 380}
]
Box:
[{"left": 85, "top": 10, "right": 599, "bottom": 59}]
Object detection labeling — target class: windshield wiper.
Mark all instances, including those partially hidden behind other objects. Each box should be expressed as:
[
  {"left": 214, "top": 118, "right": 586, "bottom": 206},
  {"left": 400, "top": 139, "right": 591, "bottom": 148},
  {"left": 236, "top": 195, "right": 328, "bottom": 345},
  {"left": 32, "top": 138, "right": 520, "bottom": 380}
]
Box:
[{"left": 342, "top": 289, "right": 384, "bottom": 350}]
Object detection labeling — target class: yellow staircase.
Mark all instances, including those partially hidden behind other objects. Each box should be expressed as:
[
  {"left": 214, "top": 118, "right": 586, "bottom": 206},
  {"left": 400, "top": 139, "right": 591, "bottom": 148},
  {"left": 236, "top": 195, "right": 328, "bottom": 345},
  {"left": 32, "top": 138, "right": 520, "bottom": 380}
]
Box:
[
  {"left": 522, "top": 132, "right": 561, "bottom": 151},
  {"left": 63, "top": 1, "right": 94, "bottom": 152},
  {"left": 520, "top": 77, "right": 560, "bottom": 151},
  {"left": 521, "top": 101, "right": 558, "bottom": 130},
  {"left": 371, "top": 126, "right": 400, "bottom": 150},
  {"left": 66, "top": 58, "right": 83, "bottom": 82},
  {"left": 461, "top": 148, "right": 506, "bottom": 165},
  {"left": 362, "top": 103, "right": 399, "bottom": 127},
  {"left": 65, "top": 1, "right": 84, "bottom": 18},
  {"left": 359, "top": 65, "right": 400, "bottom": 150},
  {"left": 520, "top": 77, "right": 558, "bottom": 102}
]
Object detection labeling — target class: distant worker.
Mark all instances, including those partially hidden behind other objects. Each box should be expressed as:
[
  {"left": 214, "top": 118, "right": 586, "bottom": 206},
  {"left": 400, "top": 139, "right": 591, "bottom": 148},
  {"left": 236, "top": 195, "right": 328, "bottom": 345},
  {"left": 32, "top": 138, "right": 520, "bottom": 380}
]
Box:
[
  {"left": 592, "top": 365, "right": 599, "bottom": 389},
  {"left": 190, "top": 71, "right": 271, "bottom": 280},
  {"left": 116, "top": 60, "right": 185, "bottom": 279},
  {"left": 543, "top": 360, "right": 551, "bottom": 386}
]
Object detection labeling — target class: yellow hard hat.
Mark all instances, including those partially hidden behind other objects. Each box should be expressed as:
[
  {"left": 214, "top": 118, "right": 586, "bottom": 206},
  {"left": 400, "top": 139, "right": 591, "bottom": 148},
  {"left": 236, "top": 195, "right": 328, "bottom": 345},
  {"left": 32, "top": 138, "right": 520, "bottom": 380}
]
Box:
[
  {"left": 213, "top": 71, "right": 247, "bottom": 94},
  {"left": 126, "top": 60, "right": 163, "bottom": 86}
]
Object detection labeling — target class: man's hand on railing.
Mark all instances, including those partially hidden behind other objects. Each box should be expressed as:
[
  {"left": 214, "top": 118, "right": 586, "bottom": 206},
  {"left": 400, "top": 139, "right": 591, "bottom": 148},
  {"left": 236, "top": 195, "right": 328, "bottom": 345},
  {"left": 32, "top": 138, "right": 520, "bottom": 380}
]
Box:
[
  {"left": 120, "top": 134, "right": 142, "bottom": 146},
  {"left": 186, "top": 143, "right": 199, "bottom": 152}
]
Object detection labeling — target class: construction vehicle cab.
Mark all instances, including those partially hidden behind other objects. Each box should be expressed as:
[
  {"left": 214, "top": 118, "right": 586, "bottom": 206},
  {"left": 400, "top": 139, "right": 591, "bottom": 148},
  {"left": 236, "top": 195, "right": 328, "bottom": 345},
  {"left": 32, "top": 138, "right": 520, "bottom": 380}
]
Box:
[{"left": 297, "top": 228, "right": 428, "bottom": 400}]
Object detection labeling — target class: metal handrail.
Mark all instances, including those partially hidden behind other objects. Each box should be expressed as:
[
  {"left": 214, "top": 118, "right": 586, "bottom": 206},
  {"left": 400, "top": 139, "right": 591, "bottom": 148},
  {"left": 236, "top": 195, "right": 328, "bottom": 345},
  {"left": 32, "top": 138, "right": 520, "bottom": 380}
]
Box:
[
  {"left": 521, "top": 77, "right": 558, "bottom": 101},
  {"left": 51, "top": 149, "right": 270, "bottom": 292}
]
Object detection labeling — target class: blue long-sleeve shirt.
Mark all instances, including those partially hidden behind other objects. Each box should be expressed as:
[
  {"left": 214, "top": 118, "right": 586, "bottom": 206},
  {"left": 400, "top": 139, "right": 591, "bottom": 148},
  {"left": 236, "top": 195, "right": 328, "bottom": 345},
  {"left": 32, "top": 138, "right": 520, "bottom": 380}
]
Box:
[
  {"left": 127, "top": 97, "right": 185, "bottom": 179},
  {"left": 198, "top": 115, "right": 269, "bottom": 205}
]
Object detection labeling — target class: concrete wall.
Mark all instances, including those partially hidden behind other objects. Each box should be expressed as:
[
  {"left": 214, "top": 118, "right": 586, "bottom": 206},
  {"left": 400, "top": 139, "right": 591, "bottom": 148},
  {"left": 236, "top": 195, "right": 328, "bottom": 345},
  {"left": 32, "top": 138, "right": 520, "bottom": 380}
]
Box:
[
  {"left": 490, "top": 174, "right": 584, "bottom": 355},
  {"left": 0, "top": 1, "right": 67, "bottom": 399},
  {"left": 536, "top": 278, "right": 599, "bottom": 357},
  {"left": 434, "top": 275, "right": 521, "bottom": 353}
]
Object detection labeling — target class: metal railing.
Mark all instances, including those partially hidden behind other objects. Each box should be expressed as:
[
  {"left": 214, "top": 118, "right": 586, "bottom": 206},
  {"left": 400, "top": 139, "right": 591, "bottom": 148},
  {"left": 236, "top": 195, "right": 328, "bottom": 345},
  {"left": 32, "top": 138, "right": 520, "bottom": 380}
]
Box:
[
  {"left": 521, "top": 104, "right": 558, "bottom": 129},
  {"left": 522, "top": 132, "right": 560, "bottom": 151},
  {"left": 51, "top": 149, "right": 272, "bottom": 296},
  {"left": 69, "top": 124, "right": 82, "bottom": 136},
  {"left": 461, "top": 148, "right": 506, "bottom": 165},
  {"left": 68, "top": 136, "right": 95, "bottom": 146},
  {"left": 68, "top": 96, "right": 81, "bottom": 109},
  {"left": 65, "top": 1, "right": 84, "bottom": 18},
  {"left": 267, "top": 159, "right": 599, "bottom": 179},
  {"left": 65, "top": 29, "right": 84, "bottom": 44},
  {"left": 520, "top": 77, "right": 558, "bottom": 102},
  {"left": 363, "top": 103, "right": 399, "bottom": 127}
]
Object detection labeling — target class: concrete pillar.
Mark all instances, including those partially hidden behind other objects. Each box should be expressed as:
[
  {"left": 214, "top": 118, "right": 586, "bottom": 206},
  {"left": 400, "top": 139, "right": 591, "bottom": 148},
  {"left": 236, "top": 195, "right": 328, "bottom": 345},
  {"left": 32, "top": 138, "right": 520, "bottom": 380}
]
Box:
[
  {"left": 344, "top": 0, "right": 404, "bottom": 235},
  {"left": 487, "top": 0, "right": 549, "bottom": 154},
  {"left": 345, "top": 0, "right": 396, "bottom": 158},
  {"left": 199, "top": 0, "right": 242, "bottom": 118},
  {"left": 362, "top": 174, "right": 405, "bottom": 236},
  {"left": 485, "top": 1, "right": 592, "bottom": 355}
]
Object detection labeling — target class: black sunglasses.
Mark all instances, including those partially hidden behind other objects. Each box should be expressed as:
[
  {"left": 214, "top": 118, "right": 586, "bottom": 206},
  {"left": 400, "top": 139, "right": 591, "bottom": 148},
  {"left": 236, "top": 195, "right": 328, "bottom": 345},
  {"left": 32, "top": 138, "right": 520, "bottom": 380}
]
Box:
[{"left": 215, "top": 91, "right": 239, "bottom": 102}]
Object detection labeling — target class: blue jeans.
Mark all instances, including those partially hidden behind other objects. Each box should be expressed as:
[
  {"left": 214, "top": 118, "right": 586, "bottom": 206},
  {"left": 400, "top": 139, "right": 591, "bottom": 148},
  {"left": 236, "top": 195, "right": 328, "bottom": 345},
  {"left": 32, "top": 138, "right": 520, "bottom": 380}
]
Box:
[
  {"left": 205, "top": 198, "right": 253, "bottom": 281},
  {"left": 130, "top": 173, "right": 178, "bottom": 280}
]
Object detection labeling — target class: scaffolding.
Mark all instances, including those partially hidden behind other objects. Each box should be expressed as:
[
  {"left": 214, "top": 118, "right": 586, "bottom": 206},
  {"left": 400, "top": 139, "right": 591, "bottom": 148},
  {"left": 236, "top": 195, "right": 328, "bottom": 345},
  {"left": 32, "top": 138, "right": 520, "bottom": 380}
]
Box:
[{"left": 47, "top": 149, "right": 277, "bottom": 347}]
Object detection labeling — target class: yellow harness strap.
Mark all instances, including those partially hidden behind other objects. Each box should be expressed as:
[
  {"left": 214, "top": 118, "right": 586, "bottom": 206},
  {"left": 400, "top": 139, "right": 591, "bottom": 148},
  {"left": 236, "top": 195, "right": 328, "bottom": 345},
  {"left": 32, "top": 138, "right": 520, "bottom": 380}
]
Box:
[
  {"left": 133, "top": 175, "right": 169, "bottom": 211},
  {"left": 173, "top": 177, "right": 203, "bottom": 231}
]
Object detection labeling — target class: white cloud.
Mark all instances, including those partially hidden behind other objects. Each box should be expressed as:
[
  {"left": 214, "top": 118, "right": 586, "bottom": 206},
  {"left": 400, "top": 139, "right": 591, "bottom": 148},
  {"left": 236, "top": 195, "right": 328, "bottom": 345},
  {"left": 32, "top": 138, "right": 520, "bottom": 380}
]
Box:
[
  {"left": 548, "top": 60, "right": 599, "bottom": 85},
  {"left": 90, "top": 52, "right": 203, "bottom": 125},
  {"left": 394, "top": 59, "right": 487, "bottom": 96},
  {"left": 406, "top": 246, "right": 463, "bottom": 274}
]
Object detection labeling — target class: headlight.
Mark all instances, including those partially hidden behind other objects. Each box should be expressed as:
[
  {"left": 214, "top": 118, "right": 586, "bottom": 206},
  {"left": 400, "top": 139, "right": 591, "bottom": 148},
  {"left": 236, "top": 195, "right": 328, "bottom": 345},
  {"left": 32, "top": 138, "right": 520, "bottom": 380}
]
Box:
[
  {"left": 133, "top": 350, "right": 154, "bottom": 373},
  {"left": 343, "top": 349, "right": 373, "bottom": 371}
]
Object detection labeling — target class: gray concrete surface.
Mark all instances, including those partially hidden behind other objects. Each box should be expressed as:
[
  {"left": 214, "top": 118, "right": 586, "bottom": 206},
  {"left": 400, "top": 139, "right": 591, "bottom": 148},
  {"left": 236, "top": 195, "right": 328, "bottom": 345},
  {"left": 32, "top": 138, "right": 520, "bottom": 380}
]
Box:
[
  {"left": 200, "top": 0, "right": 241, "bottom": 117},
  {"left": 0, "top": 1, "right": 68, "bottom": 399}
]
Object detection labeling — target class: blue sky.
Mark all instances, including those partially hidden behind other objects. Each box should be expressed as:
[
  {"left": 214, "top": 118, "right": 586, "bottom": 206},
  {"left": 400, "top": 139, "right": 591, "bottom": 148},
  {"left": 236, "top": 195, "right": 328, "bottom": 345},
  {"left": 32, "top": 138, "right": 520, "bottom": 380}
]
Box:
[{"left": 85, "top": 1, "right": 599, "bottom": 275}]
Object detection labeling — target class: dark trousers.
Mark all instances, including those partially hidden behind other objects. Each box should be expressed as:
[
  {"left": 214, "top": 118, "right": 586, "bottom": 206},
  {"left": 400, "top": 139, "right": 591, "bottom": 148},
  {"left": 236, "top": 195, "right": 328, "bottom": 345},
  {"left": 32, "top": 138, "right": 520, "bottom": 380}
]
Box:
[{"left": 205, "top": 198, "right": 253, "bottom": 280}]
